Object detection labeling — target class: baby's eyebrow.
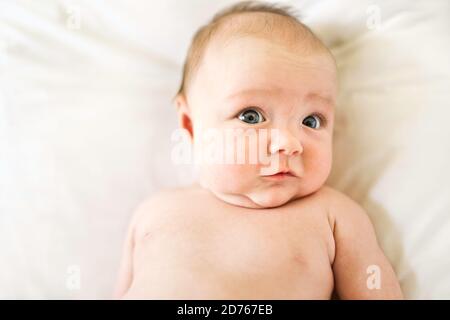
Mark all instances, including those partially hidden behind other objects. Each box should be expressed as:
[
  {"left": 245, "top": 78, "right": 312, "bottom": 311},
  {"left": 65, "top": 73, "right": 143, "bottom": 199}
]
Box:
[
  {"left": 225, "top": 88, "right": 271, "bottom": 101},
  {"left": 305, "top": 92, "right": 335, "bottom": 106},
  {"left": 225, "top": 88, "right": 335, "bottom": 106}
]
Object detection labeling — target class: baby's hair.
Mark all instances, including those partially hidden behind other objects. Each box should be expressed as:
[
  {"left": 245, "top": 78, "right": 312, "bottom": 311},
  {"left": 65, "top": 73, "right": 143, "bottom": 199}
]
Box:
[{"left": 176, "top": 1, "right": 328, "bottom": 99}]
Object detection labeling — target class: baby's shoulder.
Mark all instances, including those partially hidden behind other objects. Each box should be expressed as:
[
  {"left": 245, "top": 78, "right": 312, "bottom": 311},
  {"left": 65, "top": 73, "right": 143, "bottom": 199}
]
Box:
[
  {"left": 129, "top": 185, "right": 207, "bottom": 232},
  {"left": 314, "top": 186, "right": 372, "bottom": 230},
  {"left": 295, "top": 185, "right": 351, "bottom": 209},
  {"left": 311, "top": 185, "right": 355, "bottom": 204}
]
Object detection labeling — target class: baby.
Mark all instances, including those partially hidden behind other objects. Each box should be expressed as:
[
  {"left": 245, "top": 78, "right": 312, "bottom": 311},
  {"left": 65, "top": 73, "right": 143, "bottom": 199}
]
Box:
[{"left": 114, "top": 1, "right": 403, "bottom": 299}]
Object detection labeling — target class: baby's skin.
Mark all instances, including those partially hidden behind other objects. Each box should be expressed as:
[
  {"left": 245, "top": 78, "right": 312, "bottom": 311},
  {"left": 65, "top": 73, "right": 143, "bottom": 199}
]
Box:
[
  {"left": 115, "top": 185, "right": 401, "bottom": 299},
  {"left": 114, "top": 12, "right": 403, "bottom": 299}
]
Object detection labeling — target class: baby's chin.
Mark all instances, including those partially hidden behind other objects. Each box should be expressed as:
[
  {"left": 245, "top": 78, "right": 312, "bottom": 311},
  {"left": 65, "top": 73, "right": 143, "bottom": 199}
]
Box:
[
  {"left": 207, "top": 184, "right": 309, "bottom": 209},
  {"left": 243, "top": 187, "right": 295, "bottom": 208}
]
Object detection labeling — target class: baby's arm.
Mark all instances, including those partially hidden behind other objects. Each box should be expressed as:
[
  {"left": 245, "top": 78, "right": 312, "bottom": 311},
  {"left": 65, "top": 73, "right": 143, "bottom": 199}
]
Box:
[
  {"left": 113, "top": 197, "right": 153, "bottom": 299},
  {"left": 330, "top": 192, "right": 403, "bottom": 299},
  {"left": 113, "top": 212, "right": 136, "bottom": 299},
  {"left": 113, "top": 192, "right": 168, "bottom": 299}
]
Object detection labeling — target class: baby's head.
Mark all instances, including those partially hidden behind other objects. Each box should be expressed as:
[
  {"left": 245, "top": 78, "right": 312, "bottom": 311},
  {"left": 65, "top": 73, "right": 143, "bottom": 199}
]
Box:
[{"left": 175, "top": 1, "right": 337, "bottom": 208}]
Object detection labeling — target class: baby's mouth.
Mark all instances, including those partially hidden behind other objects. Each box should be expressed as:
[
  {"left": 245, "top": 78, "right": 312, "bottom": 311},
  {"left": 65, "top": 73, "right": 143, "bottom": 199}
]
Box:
[{"left": 261, "top": 170, "right": 297, "bottom": 180}]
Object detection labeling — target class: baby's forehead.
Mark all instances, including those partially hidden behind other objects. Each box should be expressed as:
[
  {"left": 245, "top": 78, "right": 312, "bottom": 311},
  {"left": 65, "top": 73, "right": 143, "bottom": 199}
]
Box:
[
  {"left": 206, "top": 35, "right": 334, "bottom": 69},
  {"left": 198, "top": 38, "right": 337, "bottom": 106},
  {"left": 202, "top": 30, "right": 337, "bottom": 89},
  {"left": 199, "top": 12, "right": 336, "bottom": 82},
  {"left": 209, "top": 12, "right": 328, "bottom": 56},
  {"left": 185, "top": 12, "right": 337, "bottom": 103}
]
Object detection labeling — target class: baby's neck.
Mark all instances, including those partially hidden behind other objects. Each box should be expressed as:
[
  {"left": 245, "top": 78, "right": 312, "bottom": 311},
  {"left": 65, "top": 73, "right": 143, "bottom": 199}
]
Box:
[{"left": 195, "top": 181, "right": 292, "bottom": 210}]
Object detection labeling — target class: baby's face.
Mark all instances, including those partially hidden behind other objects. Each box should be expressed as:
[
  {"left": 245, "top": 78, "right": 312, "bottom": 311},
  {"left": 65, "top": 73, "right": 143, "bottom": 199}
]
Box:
[{"left": 183, "top": 36, "right": 337, "bottom": 208}]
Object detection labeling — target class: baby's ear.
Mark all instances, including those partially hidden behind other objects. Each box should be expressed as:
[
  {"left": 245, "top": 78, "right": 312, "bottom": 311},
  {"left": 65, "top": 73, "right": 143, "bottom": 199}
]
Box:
[{"left": 174, "top": 94, "right": 194, "bottom": 140}]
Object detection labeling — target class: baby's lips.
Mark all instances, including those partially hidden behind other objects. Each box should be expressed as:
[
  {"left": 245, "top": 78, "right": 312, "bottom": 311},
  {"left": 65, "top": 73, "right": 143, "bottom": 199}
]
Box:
[{"left": 261, "top": 168, "right": 296, "bottom": 177}]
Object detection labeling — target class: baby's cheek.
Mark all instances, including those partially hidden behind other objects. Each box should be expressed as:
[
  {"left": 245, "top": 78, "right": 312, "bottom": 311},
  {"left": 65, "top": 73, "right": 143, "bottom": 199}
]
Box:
[
  {"left": 205, "top": 163, "right": 257, "bottom": 192},
  {"left": 303, "top": 145, "right": 332, "bottom": 185}
]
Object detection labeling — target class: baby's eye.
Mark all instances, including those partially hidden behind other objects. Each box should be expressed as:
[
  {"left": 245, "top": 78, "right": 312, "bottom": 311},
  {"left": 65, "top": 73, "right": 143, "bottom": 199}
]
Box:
[
  {"left": 238, "top": 108, "right": 265, "bottom": 124},
  {"left": 302, "top": 114, "right": 321, "bottom": 129}
]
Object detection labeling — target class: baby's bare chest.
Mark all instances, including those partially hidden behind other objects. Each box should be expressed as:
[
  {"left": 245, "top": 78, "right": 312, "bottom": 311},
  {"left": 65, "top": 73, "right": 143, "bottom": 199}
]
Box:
[{"left": 132, "top": 202, "right": 334, "bottom": 296}]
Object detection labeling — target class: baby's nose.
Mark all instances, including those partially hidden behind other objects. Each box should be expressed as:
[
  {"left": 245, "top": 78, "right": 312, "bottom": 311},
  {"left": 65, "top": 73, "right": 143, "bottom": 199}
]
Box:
[{"left": 269, "top": 129, "right": 303, "bottom": 156}]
